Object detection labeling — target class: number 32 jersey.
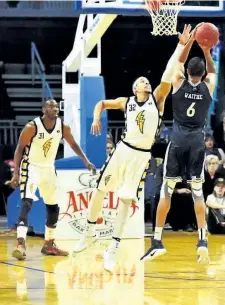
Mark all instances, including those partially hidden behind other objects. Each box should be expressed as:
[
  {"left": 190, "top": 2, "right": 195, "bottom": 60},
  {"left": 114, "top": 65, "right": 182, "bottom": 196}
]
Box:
[
  {"left": 22, "top": 117, "right": 63, "bottom": 167},
  {"left": 122, "top": 95, "right": 162, "bottom": 150}
]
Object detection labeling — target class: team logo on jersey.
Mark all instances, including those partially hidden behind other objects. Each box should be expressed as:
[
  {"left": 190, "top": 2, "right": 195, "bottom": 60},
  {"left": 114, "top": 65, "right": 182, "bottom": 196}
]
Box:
[
  {"left": 43, "top": 138, "right": 53, "bottom": 157},
  {"left": 136, "top": 110, "right": 145, "bottom": 134}
]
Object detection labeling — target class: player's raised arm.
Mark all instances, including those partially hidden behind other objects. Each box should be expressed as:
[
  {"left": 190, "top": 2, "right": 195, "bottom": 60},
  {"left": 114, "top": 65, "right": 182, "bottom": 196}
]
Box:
[
  {"left": 201, "top": 46, "right": 216, "bottom": 96},
  {"left": 153, "top": 24, "right": 192, "bottom": 112},
  {"left": 172, "top": 24, "right": 204, "bottom": 89},
  {"left": 63, "top": 124, "right": 96, "bottom": 173},
  {"left": 11, "top": 122, "right": 36, "bottom": 189},
  {"left": 91, "top": 97, "right": 128, "bottom": 136}
]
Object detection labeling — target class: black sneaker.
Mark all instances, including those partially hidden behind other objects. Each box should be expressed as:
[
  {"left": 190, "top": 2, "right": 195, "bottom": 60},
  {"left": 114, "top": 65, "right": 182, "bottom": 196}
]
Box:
[
  {"left": 197, "top": 239, "right": 209, "bottom": 264},
  {"left": 140, "top": 239, "right": 166, "bottom": 261}
]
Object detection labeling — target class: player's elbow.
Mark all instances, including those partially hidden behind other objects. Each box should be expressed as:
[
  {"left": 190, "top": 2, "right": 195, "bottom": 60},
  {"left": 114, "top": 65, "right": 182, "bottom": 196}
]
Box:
[{"left": 94, "top": 100, "right": 105, "bottom": 112}]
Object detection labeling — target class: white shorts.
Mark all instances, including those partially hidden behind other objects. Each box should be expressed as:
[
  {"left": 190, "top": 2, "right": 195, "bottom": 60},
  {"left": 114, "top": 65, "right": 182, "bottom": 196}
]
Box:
[
  {"left": 96, "top": 141, "right": 151, "bottom": 200},
  {"left": 20, "top": 160, "right": 57, "bottom": 205}
]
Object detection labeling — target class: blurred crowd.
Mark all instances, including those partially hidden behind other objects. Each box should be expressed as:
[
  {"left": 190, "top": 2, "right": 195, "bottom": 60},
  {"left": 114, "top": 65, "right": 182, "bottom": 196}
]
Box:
[{"left": 144, "top": 113, "right": 225, "bottom": 235}]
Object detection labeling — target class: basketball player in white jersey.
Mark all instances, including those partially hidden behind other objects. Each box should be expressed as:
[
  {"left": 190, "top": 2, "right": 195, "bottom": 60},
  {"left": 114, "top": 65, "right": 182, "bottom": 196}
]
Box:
[
  {"left": 73, "top": 25, "right": 192, "bottom": 272},
  {"left": 11, "top": 99, "right": 95, "bottom": 260}
]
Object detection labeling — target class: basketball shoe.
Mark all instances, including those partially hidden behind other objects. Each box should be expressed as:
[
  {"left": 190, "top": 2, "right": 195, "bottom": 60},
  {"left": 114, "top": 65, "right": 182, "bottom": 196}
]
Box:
[
  {"left": 140, "top": 238, "right": 167, "bottom": 261},
  {"left": 73, "top": 224, "right": 98, "bottom": 253},
  {"left": 12, "top": 238, "right": 26, "bottom": 261},
  {"left": 197, "top": 239, "right": 209, "bottom": 264},
  {"left": 41, "top": 239, "right": 69, "bottom": 256}
]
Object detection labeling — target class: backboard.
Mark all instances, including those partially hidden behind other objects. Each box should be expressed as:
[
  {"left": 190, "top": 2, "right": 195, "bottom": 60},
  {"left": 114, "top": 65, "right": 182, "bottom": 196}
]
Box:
[{"left": 78, "top": 0, "right": 225, "bottom": 17}]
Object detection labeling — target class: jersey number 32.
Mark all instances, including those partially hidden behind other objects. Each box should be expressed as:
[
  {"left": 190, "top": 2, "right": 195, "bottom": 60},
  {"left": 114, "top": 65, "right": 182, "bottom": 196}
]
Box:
[{"left": 186, "top": 102, "right": 196, "bottom": 117}]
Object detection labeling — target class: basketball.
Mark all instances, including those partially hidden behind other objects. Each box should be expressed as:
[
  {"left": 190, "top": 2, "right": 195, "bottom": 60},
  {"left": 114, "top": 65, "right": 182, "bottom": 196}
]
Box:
[{"left": 195, "top": 23, "right": 219, "bottom": 48}]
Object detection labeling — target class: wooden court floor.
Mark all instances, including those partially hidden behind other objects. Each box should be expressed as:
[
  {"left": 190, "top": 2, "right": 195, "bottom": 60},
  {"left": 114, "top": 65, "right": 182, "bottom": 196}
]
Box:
[{"left": 0, "top": 233, "right": 225, "bottom": 305}]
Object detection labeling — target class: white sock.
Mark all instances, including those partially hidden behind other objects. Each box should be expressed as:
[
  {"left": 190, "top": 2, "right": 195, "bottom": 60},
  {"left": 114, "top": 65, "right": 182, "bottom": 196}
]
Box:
[
  {"left": 85, "top": 221, "right": 96, "bottom": 237},
  {"left": 45, "top": 226, "right": 55, "bottom": 240},
  {"left": 109, "top": 237, "right": 121, "bottom": 250},
  {"left": 198, "top": 228, "right": 206, "bottom": 240},
  {"left": 17, "top": 225, "right": 28, "bottom": 240},
  {"left": 154, "top": 227, "right": 163, "bottom": 241}
]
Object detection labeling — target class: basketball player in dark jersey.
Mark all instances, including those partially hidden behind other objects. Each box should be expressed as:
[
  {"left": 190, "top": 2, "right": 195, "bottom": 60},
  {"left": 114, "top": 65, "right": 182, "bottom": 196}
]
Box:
[{"left": 141, "top": 26, "right": 216, "bottom": 263}]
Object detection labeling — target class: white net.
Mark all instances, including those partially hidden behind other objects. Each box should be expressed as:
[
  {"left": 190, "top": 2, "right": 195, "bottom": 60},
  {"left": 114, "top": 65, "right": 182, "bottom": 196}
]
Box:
[{"left": 145, "top": 0, "right": 185, "bottom": 36}]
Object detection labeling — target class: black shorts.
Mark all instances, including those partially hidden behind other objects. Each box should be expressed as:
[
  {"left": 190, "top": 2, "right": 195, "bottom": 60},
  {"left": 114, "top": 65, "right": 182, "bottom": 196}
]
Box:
[{"left": 164, "top": 141, "right": 205, "bottom": 182}]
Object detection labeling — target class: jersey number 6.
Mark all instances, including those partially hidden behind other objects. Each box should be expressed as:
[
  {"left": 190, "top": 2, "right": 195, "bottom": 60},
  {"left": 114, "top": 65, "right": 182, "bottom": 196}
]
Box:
[{"left": 186, "top": 102, "right": 196, "bottom": 117}]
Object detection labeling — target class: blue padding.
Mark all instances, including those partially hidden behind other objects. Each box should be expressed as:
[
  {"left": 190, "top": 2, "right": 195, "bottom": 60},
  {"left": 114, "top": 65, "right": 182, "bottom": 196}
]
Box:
[{"left": 80, "top": 76, "right": 107, "bottom": 168}]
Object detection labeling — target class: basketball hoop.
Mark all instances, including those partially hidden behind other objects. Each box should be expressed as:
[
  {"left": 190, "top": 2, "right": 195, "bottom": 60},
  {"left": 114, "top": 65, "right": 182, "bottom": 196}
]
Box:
[{"left": 145, "top": 0, "right": 185, "bottom": 36}]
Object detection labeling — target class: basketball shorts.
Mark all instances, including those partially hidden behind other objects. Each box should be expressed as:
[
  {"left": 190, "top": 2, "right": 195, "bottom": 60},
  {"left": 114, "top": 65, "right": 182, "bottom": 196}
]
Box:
[
  {"left": 20, "top": 160, "right": 57, "bottom": 205},
  {"left": 96, "top": 141, "right": 151, "bottom": 201},
  {"left": 164, "top": 141, "right": 205, "bottom": 182}
]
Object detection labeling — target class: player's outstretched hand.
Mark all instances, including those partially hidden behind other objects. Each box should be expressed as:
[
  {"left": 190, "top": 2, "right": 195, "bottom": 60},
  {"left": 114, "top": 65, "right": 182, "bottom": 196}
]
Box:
[
  {"left": 178, "top": 24, "right": 192, "bottom": 45},
  {"left": 84, "top": 160, "right": 97, "bottom": 175},
  {"left": 189, "top": 23, "right": 204, "bottom": 42},
  {"left": 91, "top": 120, "right": 101, "bottom": 136},
  {"left": 11, "top": 173, "right": 19, "bottom": 189}
]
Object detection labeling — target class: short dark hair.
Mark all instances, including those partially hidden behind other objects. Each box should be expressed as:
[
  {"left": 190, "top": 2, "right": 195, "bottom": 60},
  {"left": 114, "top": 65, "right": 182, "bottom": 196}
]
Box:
[{"left": 187, "top": 57, "right": 205, "bottom": 77}]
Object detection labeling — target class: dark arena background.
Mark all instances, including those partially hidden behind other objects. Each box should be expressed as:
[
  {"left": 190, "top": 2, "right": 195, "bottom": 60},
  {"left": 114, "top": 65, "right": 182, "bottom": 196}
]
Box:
[{"left": 0, "top": 1, "right": 225, "bottom": 305}]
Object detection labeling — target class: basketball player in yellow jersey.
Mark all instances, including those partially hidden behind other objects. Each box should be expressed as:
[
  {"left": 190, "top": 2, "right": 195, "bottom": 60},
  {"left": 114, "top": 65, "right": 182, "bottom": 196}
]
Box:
[
  {"left": 73, "top": 25, "right": 192, "bottom": 271},
  {"left": 11, "top": 99, "right": 96, "bottom": 260}
]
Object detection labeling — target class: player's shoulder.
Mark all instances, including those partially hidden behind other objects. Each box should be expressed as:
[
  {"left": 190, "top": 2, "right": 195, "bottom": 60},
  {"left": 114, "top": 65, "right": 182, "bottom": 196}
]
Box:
[
  {"left": 25, "top": 120, "right": 37, "bottom": 130},
  {"left": 22, "top": 120, "right": 37, "bottom": 137}
]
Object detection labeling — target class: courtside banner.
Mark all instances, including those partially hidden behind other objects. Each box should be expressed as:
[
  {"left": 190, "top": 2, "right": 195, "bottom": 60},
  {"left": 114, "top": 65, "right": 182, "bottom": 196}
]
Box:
[{"left": 55, "top": 170, "right": 144, "bottom": 239}]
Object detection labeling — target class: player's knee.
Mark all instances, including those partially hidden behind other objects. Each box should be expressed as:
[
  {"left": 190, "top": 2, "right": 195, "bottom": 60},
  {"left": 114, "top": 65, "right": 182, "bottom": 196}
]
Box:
[
  {"left": 46, "top": 204, "right": 59, "bottom": 228},
  {"left": 160, "top": 180, "right": 176, "bottom": 199},
  {"left": 18, "top": 198, "right": 33, "bottom": 226},
  {"left": 191, "top": 180, "right": 204, "bottom": 201}
]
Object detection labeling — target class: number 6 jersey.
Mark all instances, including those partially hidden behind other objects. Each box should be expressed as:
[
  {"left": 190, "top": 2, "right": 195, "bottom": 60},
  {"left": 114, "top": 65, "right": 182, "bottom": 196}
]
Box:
[
  {"left": 172, "top": 79, "right": 212, "bottom": 131},
  {"left": 22, "top": 117, "right": 63, "bottom": 167}
]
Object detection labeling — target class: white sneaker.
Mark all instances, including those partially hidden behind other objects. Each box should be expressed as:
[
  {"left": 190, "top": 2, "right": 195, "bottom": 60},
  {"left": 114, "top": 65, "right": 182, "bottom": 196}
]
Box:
[
  {"left": 73, "top": 234, "right": 98, "bottom": 253},
  {"left": 103, "top": 248, "right": 117, "bottom": 273}
]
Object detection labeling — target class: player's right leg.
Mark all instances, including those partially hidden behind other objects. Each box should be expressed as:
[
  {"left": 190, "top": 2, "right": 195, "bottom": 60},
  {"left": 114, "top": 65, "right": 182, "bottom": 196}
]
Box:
[
  {"left": 188, "top": 145, "right": 209, "bottom": 264},
  {"left": 141, "top": 142, "right": 182, "bottom": 261},
  {"left": 12, "top": 163, "right": 37, "bottom": 260},
  {"left": 73, "top": 144, "right": 121, "bottom": 253}
]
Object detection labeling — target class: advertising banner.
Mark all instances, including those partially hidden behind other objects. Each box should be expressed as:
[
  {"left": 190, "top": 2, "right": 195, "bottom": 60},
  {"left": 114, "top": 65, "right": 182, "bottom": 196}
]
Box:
[{"left": 55, "top": 170, "right": 144, "bottom": 239}]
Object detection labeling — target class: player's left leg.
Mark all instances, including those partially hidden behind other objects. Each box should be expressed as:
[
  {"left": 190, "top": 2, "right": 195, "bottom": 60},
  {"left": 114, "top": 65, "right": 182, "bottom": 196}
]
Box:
[
  {"left": 141, "top": 142, "right": 183, "bottom": 261},
  {"left": 73, "top": 142, "right": 122, "bottom": 253},
  {"left": 39, "top": 168, "right": 68, "bottom": 256},
  {"left": 103, "top": 147, "right": 151, "bottom": 272},
  {"left": 189, "top": 146, "right": 209, "bottom": 263},
  {"left": 12, "top": 163, "right": 38, "bottom": 260}
]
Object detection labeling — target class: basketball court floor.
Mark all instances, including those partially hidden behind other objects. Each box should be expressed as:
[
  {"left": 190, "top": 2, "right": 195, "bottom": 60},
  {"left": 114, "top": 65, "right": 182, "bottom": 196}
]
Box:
[{"left": 1, "top": 233, "right": 225, "bottom": 305}]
